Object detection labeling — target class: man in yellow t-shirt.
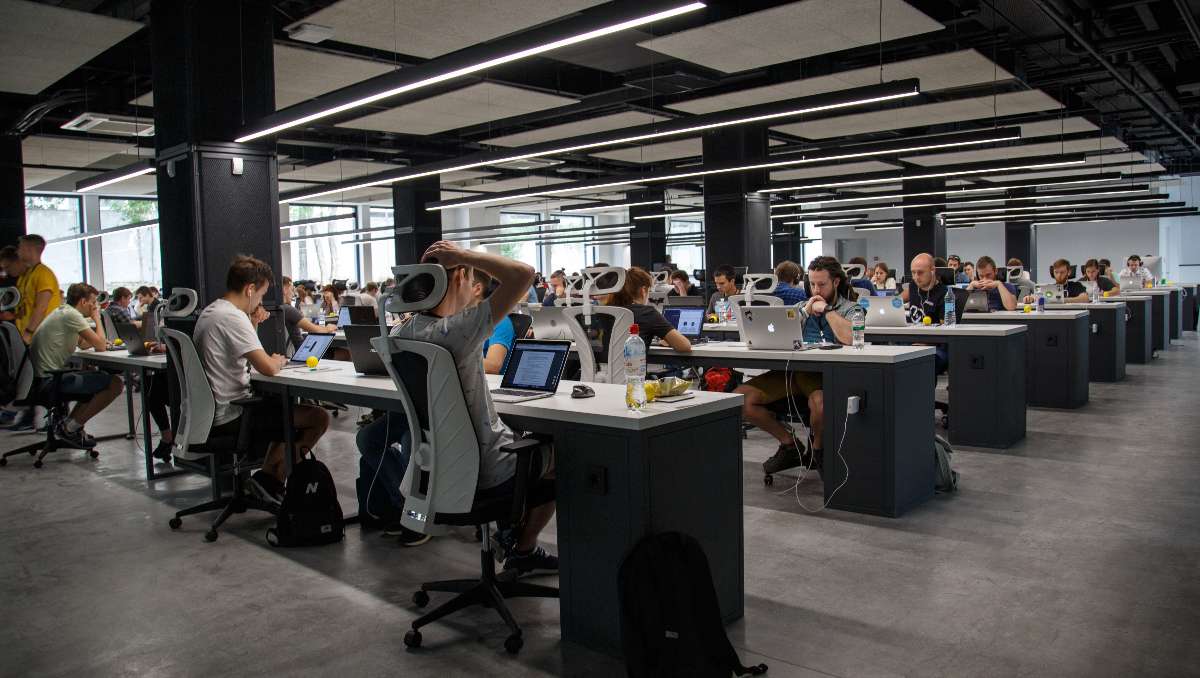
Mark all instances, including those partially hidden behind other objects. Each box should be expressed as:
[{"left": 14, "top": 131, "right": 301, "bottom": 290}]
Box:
[{"left": 15, "top": 234, "right": 62, "bottom": 343}]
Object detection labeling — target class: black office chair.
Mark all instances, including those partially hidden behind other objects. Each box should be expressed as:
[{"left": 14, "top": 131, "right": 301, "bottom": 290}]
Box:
[
  {"left": 160, "top": 328, "right": 277, "bottom": 542},
  {"left": 508, "top": 312, "right": 532, "bottom": 340},
  {"left": 376, "top": 264, "right": 557, "bottom": 655}
]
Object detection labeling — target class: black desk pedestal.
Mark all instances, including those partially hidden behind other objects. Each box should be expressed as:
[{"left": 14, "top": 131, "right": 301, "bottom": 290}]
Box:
[
  {"left": 963, "top": 314, "right": 1089, "bottom": 409},
  {"left": 1082, "top": 305, "right": 1126, "bottom": 382},
  {"left": 1116, "top": 298, "right": 1153, "bottom": 364},
  {"left": 1169, "top": 290, "right": 1182, "bottom": 340},
  {"left": 1142, "top": 294, "right": 1170, "bottom": 352},
  {"left": 1183, "top": 286, "right": 1197, "bottom": 333}
]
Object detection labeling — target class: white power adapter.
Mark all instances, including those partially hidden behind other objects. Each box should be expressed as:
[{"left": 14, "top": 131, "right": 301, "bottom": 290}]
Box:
[{"left": 847, "top": 395, "right": 862, "bottom": 415}]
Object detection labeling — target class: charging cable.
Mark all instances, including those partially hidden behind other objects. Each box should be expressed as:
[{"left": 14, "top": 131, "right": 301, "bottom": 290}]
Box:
[
  {"left": 775, "top": 351, "right": 853, "bottom": 512},
  {"left": 363, "top": 410, "right": 393, "bottom": 521}
]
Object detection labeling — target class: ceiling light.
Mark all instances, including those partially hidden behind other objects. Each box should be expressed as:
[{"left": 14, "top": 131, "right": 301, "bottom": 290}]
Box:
[
  {"left": 757, "top": 155, "right": 1088, "bottom": 193},
  {"left": 854, "top": 225, "right": 904, "bottom": 231},
  {"left": 768, "top": 174, "right": 1128, "bottom": 208},
  {"left": 76, "top": 159, "right": 155, "bottom": 193},
  {"left": 942, "top": 203, "right": 1189, "bottom": 223},
  {"left": 1033, "top": 209, "right": 1199, "bottom": 226},
  {"left": 940, "top": 195, "right": 1168, "bottom": 217},
  {"left": 557, "top": 199, "right": 662, "bottom": 213},
  {"left": 779, "top": 220, "right": 903, "bottom": 229},
  {"left": 633, "top": 209, "right": 705, "bottom": 220},
  {"left": 239, "top": 1, "right": 707, "bottom": 142},
  {"left": 441, "top": 219, "right": 560, "bottom": 236},
  {"left": 772, "top": 188, "right": 1159, "bottom": 220},
  {"left": 460, "top": 223, "right": 636, "bottom": 245},
  {"left": 284, "top": 22, "right": 335, "bottom": 44}
]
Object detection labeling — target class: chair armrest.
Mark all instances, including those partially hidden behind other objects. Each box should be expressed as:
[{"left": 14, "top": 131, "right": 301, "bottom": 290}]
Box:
[
  {"left": 500, "top": 437, "right": 547, "bottom": 526},
  {"left": 230, "top": 396, "right": 264, "bottom": 407}
]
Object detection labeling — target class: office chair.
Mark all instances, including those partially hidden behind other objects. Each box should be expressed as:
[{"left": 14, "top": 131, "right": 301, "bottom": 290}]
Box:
[
  {"left": 374, "top": 264, "right": 557, "bottom": 655},
  {"left": 727, "top": 276, "right": 782, "bottom": 343},
  {"left": 160, "top": 328, "right": 277, "bottom": 542},
  {"left": 561, "top": 267, "right": 632, "bottom": 384},
  {"left": 100, "top": 307, "right": 120, "bottom": 341},
  {"left": 0, "top": 321, "right": 103, "bottom": 468},
  {"left": 508, "top": 312, "right": 533, "bottom": 340}
]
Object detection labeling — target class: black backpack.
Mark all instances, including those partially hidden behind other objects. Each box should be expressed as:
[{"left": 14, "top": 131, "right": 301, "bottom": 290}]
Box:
[
  {"left": 619, "top": 532, "right": 767, "bottom": 678},
  {"left": 267, "top": 455, "right": 345, "bottom": 547}
]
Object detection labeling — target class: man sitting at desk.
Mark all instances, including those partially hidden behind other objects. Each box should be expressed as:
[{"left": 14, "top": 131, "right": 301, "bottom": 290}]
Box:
[
  {"left": 280, "top": 276, "right": 335, "bottom": 352},
  {"left": 667, "top": 269, "right": 701, "bottom": 297},
  {"left": 29, "top": 283, "right": 123, "bottom": 449},
  {"left": 707, "top": 264, "right": 739, "bottom": 315},
  {"left": 194, "top": 256, "right": 331, "bottom": 506},
  {"left": 1120, "top": 254, "right": 1154, "bottom": 287},
  {"left": 106, "top": 287, "right": 138, "bottom": 327},
  {"left": 474, "top": 269, "right": 518, "bottom": 373},
  {"left": 900, "top": 253, "right": 950, "bottom": 372},
  {"left": 735, "top": 256, "right": 856, "bottom": 477},
  {"left": 1025, "top": 259, "right": 1089, "bottom": 303},
  {"left": 772, "top": 260, "right": 808, "bottom": 305},
  {"left": 1081, "top": 259, "right": 1119, "bottom": 295},
  {"left": 968, "top": 256, "right": 1018, "bottom": 311}
]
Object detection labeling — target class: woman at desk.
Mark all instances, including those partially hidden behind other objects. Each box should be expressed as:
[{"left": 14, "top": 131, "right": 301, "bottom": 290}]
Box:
[
  {"left": 603, "top": 267, "right": 692, "bottom": 353},
  {"left": 1080, "top": 259, "right": 1120, "bottom": 295}
]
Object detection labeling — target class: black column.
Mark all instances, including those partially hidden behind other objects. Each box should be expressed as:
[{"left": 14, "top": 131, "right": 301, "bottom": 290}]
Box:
[
  {"left": 1005, "top": 189, "right": 1036, "bottom": 275},
  {"left": 772, "top": 223, "right": 805, "bottom": 266},
  {"left": 151, "top": 0, "right": 280, "bottom": 304},
  {"left": 393, "top": 175, "right": 441, "bottom": 265},
  {"left": 703, "top": 126, "right": 771, "bottom": 273},
  {"left": 902, "top": 177, "right": 946, "bottom": 266},
  {"left": 0, "top": 133, "right": 23, "bottom": 247},
  {"left": 628, "top": 189, "right": 665, "bottom": 270}
]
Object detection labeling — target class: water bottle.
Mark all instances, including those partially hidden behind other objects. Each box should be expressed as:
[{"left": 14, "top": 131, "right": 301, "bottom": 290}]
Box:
[
  {"left": 1089, "top": 284, "right": 1099, "bottom": 303},
  {"left": 851, "top": 305, "right": 866, "bottom": 350},
  {"left": 943, "top": 291, "right": 956, "bottom": 326},
  {"left": 716, "top": 298, "right": 730, "bottom": 323},
  {"left": 624, "top": 323, "right": 647, "bottom": 411},
  {"left": 1036, "top": 292, "right": 1045, "bottom": 313}
]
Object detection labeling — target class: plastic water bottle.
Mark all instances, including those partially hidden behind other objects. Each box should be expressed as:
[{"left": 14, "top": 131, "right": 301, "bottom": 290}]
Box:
[
  {"left": 1036, "top": 292, "right": 1046, "bottom": 313},
  {"left": 624, "top": 323, "right": 647, "bottom": 411},
  {"left": 850, "top": 305, "right": 866, "bottom": 350},
  {"left": 715, "top": 298, "right": 730, "bottom": 323},
  {"left": 1089, "top": 284, "right": 1099, "bottom": 303},
  {"left": 943, "top": 291, "right": 956, "bottom": 326}
]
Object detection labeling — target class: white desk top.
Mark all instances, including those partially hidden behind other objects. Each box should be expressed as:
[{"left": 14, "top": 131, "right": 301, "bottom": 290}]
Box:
[
  {"left": 1096, "top": 295, "right": 1148, "bottom": 304},
  {"left": 648, "top": 342, "right": 934, "bottom": 364},
  {"left": 863, "top": 323, "right": 1026, "bottom": 337},
  {"left": 1121, "top": 289, "right": 1173, "bottom": 296},
  {"left": 74, "top": 348, "right": 167, "bottom": 369},
  {"left": 963, "top": 310, "right": 1088, "bottom": 320},
  {"left": 703, "top": 322, "right": 738, "bottom": 332},
  {"left": 249, "top": 362, "right": 742, "bottom": 432},
  {"left": 1053, "top": 302, "right": 1125, "bottom": 310}
]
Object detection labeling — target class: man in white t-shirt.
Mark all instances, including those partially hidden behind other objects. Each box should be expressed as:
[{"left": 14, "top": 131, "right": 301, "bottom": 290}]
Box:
[
  {"left": 194, "top": 255, "right": 330, "bottom": 504},
  {"left": 1120, "top": 254, "right": 1154, "bottom": 287},
  {"left": 391, "top": 241, "right": 555, "bottom": 574}
]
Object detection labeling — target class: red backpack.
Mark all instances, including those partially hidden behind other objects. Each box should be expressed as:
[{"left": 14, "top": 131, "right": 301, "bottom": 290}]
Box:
[{"left": 702, "top": 367, "right": 740, "bottom": 393}]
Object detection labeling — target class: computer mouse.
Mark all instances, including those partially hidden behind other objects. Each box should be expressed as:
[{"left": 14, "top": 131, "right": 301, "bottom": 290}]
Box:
[{"left": 571, "top": 384, "right": 595, "bottom": 399}]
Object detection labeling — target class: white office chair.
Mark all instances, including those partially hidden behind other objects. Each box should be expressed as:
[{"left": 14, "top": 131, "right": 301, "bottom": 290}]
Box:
[
  {"left": 647, "top": 269, "right": 672, "bottom": 306},
  {"left": 553, "top": 272, "right": 586, "bottom": 307},
  {"left": 560, "top": 266, "right": 632, "bottom": 384},
  {"left": 100, "top": 307, "right": 120, "bottom": 339},
  {"left": 161, "top": 327, "right": 276, "bottom": 542},
  {"left": 843, "top": 264, "right": 867, "bottom": 280},
  {"left": 372, "top": 264, "right": 557, "bottom": 655}
]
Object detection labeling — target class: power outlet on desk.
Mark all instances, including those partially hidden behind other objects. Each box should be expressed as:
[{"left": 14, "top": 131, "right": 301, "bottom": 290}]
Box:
[
  {"left": 586, "top": 465, "right": 608, "bottom": 496},
  {"left": 1046, "top": 335, "right": 1059, "bottom": 347},
  {"left": 970, "top": 354, "right": 986, "bottom": 369}
]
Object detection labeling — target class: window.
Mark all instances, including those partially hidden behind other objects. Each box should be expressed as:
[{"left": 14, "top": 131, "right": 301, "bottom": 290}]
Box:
[
  {"left": 482, "top": 212, "right": 540, "bottom": 268},
  {"left": 366, "top": 208, "right": 396, "bottom": 283},
  {"left": 285, "top": 204, "right": 359, "bottom": 283},
  {"left": 99, "top": 198, "right": 161, "bottom": 290},
  {"left": 24, "top": 195, "right": 85, "bottom": 285},
  {"left": 541, "top": 214, "right": 595, "bottom": 274},
  {"left": 666, "top": 219, "right": 704, "bottom": 275}
]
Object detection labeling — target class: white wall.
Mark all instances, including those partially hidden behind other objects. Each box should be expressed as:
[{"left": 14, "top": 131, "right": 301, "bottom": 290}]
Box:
[
  {"left": 1035, "top": 218, "right": 1159, "bottom": 279},
  {"left": 1163, "top": 175, "right": 1200, "bottom": 282},
  {"left": 819, "top": 225, "right": 904, "bottom": 273}
]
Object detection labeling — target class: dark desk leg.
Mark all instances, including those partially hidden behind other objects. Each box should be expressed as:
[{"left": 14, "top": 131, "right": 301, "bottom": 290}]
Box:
[
  {"left": 281, "top": 385, "right": 296, "bottom": 478},
  {"left": 948, "top": 335, "right": 1026, "bottom": 447},
  {"left": 1149, "top": 295, "right": 1167, "bottom": 352},
  {"left": 124, "top": 366, "right": 135, "bottom": 440},
  {"left": 1124, "top": 301, "right": 1152, "bottom": 364},
  {"left": 1088, "top": 307, "right": 1125, "bottom": 382},
  {"left": 1169, "top": 290, "right": 1181, "bottom": 340}
]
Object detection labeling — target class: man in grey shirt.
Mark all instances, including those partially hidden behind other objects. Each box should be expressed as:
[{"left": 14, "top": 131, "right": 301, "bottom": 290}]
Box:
[
  {"left": 391, "top": 241, "right": 556, "bottom": 575},
  {"left": 707, "top": 264, "right": 740, "bottom": 316}
]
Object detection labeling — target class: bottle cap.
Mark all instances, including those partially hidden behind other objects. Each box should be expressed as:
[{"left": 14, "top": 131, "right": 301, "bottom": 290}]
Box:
[{"left": 629, "top": 323, "right": 639, "bottom": 335}]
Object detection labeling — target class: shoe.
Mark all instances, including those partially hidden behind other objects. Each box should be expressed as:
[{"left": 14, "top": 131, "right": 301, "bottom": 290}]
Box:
[
  {"left": 0, "top": 409, "right": 16, "bottom": 427},
  {"left": 5, "top": 409, "right": 34, "bottom": 431},
  {"left": 151, "top": 440, "right": 173, "bottom": 463},
  {"left": 247, "top": 470, "right": 285, "bottom": 506},
  {"left": 396, "top": 526, "right": 431, "bottom": 547},
  {"left": 762, "top": 443, "right": 802, "bottom": 474},
  {"left": 54, "top": 422, "right": 97, "bottom": 449},
  {"left": 503, "top": 545, "right": 559, "bottom": 575}
]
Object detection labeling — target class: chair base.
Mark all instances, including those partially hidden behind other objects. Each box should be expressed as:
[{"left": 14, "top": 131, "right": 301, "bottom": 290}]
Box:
[
  {"left": 168, "top": 469, "right": 277, "bottom": 542},
  {"left": 405, "top": 541, "right": 558, "bottom": 654},
  {"left": 0, "top": 435, "right": 98, "bottom": 469}
]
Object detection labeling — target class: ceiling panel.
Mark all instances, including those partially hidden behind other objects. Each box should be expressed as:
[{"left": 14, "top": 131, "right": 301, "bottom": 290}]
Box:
[
  {"left": 638, "top": 0, "right": 942, "bottom": 74},
  {"left": 771, "top": 89, "right": 1062, "bottom": 140},
  {"left": 1019, "top": 116, "right": 1099, "bottom": 139},
  {"left": 770, "top": 160, "right": 899, "bottom": 181},
  {"left": 301, "top": 0, "right": 606, "bottom": 58},
  {"left": 590, "top": 138, "right": 702, "bottom": 163},
  {"left": 452, "top": 175, "right": 571, "bottom": 193},
  {"left": 337, "top": 82, "right": 575, "bottom": 136},
  {"left": 280, "top": 159, "right": 403, "bottom": 183},
  {"left": 669, "top": 49, "right": 1010, "bottom": 115},
  {"left": 22, "top": 135, "right": 144, "bottom": 169},
  {"left": 0, "top": 1, "right": 141, "bottom": 95},
  {"left": 483, "top": 111, "right": 669, "bottom": 147},
  {"left": 23, "top": 167, "right": 72, "bottom": 191},
  {"left": 902, "top": 136, "right": 1129, "bottom": 167}
]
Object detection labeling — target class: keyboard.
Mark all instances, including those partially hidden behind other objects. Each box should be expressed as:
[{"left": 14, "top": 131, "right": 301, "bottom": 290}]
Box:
[{"left": 491, "top": 388, "right": 544, "bottom": 397}]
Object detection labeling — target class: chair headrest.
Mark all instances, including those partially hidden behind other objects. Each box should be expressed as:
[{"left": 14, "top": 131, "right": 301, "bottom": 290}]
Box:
[
  {"left": 96, "top": 290, "right": 110, "bottom": 305},
  {"left": 742, "top": 273, "right": 778, "bottom": 294},
  {"left": 383, "top": 264, "right": 448, "bottom": 314},
  {"left": 163, "top": 288, "right": 199, "bottom": 318},
  {"left": 580, "top": 266, "right": 626, "bottom": 296},
  {"left": 843, "top": 264, "right": 866, "bottom": 280},
  {"left": 650, "top": 270, "right": 671, "bottom": 287},
  {"left": 0, "top": 287, "right": 19, "bottom": 312}
]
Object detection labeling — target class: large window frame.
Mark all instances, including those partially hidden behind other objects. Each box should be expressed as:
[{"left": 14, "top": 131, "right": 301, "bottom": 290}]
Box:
[
  {"left": 283, "top": 203, "right": 361, "bottom": 283},
  {"left": 24, "top": 193, "right": 86, "bottom": 286},
  {"left": 97, "top": 196, "right": 162, "bottom": 290}
]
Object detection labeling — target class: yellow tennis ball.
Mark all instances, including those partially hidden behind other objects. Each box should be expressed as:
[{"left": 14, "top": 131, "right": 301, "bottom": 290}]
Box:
[
  {"left": 922, "top": 315, "right": 932, "bottom": 325},
  {"left": 113, "top": 338, "right": 124, "bottom": 346},
  {"left": 1023, "top": 304, "right": 1033, "bottom": 313},
  {"left": 305, "top": 356, "right": 319, "bottom": 368}
]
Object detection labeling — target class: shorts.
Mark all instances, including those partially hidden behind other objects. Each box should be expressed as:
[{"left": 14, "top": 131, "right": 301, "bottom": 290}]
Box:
[
  {"left": 743, "top": 370, "right": 822, "bottom": 404},
  {"left": 476, "top": 442, "right": 555, "bottom": 510},
  {"left": 39, "top": 371, "right": 116, "bottom": 402},
  {"left": 208, "top": 394, "right": 297, "bottom": 455}
]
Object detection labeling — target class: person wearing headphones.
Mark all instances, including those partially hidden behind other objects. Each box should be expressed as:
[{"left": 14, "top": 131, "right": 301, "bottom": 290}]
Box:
[
  {"left": 1120, "top": 254, "right": 1154, "bottom": 287},
  {"left": 1024, "top": 259, "right": 1089, "bottom": 303},
  {"left": 947, "top": 255, "right": 970, "bottom": 284},
  {"left": 734, "top": 256, "right": 856, "bottom": 477},
  {"left": 771, "top": 260, "right": 808, "bottom": 304}
]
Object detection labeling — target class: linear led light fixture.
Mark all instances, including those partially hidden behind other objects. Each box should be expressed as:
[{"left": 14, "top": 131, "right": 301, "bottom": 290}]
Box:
[
  {"left": 854, "top": 224, "right": 903, "bottom": 231},
  {"left": 239, "top": 1, "right": 706, "bottom": 143},
  {"left": 940, "top": 195, "right": 1168, "bottom": 217},
  {"left": 757, "top": 155, "right": 1088, "bottom": 193},
  {"left": 557, "top": 199, "right": 662, "bottom": 213},
  {"left": 942, "top": 203, "right": 1189, "bottom": 224},
  {"left": 76, "top": 159, "right": 155, "bottom": 193},
  {"left": 767, "top": 173, "right": 1129, "bottom": 208},
  {"left": 461, "top": 224, "right": 636, "bottom": 246},
  {"left": 44, "top": 220, "right": 159, "bottom": 245},
  {"left": 279, "top": 211, "right": 357, "bottom": 229},
  {"left": 772, "top": 187, "right": 1157, "bottom": 220},
  {"left": 280, "top": 79, "right": 923, "bottom": 203},
  {"left": 441, "top": 218, "right": 560, "bottom": 236},
  {"left": 1034, "top": 210, "right": 1199, "bottom": 226},
  {"left": 780, "top": 220, "right": 903, "bottom": 229},
  {"left": 633, "top": 209, "right": 705, "bottom": 220},
  {"left": 423, "top": 127, "right": 1024, "bottom": 212},
  {"left": 958, "top": 208, "right": 1199, "bottom": 226},
  {"left": 279, "top": 224, "right": 394, "bottom": 244}
]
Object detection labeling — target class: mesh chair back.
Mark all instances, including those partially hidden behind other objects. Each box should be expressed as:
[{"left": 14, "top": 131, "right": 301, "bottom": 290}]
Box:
[
  {"left": 159, "top": 328, "right": 217, "bottom": 461},
  {"left": 0, "top": 321, "right": 34, "bottom": 404}
]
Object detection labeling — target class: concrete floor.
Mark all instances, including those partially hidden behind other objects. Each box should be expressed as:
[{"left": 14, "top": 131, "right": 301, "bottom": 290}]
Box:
[{"left": 2, "top": 337, "right": 1199, "bottom": 678}]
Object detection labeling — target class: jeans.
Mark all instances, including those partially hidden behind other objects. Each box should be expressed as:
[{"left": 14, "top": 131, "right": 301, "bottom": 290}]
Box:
[{"left": 356, "top": 413, "right": 411, "bottom": 511}]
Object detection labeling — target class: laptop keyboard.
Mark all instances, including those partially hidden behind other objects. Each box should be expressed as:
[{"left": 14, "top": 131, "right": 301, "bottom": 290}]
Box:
[{"left": 492, "top": 388, "right": 543, "bottom": 397}]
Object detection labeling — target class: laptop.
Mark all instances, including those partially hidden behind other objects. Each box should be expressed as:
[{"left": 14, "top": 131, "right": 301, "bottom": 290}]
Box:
[
  {"left": 861, "top": 296, "right": 908, "bottom": 327},
  {"left": 115, "top": 321, "right": 151, "bottom": 355},
  {"left": 737, "top": 306, "right": 811, "bottom": 351},
  {"left": 336, "top": 306, "right": 352, "bottom": 329},
  {"left": 344, "top": 324, "right": 388, "bottom": 376},
  {"left": 528, "top": 306, "right": 573, "bottom": 340},
  {"left": 490, "top": 339, "right": 571, "bottom": 403},
  {"left": 663, "top": 307, "right": 708, "bottom": 343},
  {"left": 952, "top": 287, "right": 991, "bottom": 313},
  {"left": 282, "top": 332, "right": 335, "bottom": 370},
  {"left": 664, "top": 295, "right": 705, "bottom": 308},
  {"left": 1036, "top": 283, "right": 1064, "bottom": 303},
  {"left": 348, "top": 305, "right": 376, "bottom": 325}
]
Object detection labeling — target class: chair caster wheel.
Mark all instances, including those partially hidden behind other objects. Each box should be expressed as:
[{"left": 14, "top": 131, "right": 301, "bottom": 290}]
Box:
[
  {"left": 28, "top": 449, "right": 37, "bottom": 455},
  {"left": 169, "top": 517, "right": 182, "bottom": 530},
  {"left": 504, "top": 633, "right": 523, "bottom": 655},
  {"left": 332, "top": 410, "right": 339, "bottom": 418},
  {"left": 0, "top": 458, "right": 6, "bottom": 467},
  {"left": 412, "top": 591, "right": 429, "bottom": 608},
  {"left": 763, "top": 474, "right": 773, "bottom": 487},
  {"left": 403, "top": 630, "right": 422, "bottom": 649},
  {"left": 33, "top": 460, "right": 43, "bottom": 469},
  {"left": 204, "top": 530, "right": 218, "bottom": 543},
  {"left": 89, "top": 449, "right": 99, "bottom": 459}
]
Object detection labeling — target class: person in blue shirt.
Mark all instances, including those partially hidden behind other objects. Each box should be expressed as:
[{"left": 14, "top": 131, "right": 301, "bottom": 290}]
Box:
[
  {"left": 474, "top": 268, "right": 517, "bottom": 374},
  {"left": 947, "top": 255, "right": 970, "bottom": 284},
  {"left": 541, "top": 270, "right": 566, "bottom": 307},
  {"left": 967, "top": 255, "right": 1018, "bottom": 311},
  {"left": 846, "top": 256, "right": 877, "bottom": 296},
  {"left": 771, "top": 260, "right": 807, "bottom": 305}
]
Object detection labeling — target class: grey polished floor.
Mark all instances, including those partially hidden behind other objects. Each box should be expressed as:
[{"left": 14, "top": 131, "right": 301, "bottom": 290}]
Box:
[{"left": 3, "top": 337, "right": 1199, "bottom": 678}]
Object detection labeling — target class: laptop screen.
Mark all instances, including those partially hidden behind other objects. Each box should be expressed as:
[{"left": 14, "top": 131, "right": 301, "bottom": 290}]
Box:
[
  {"left": 337, "top": 306, "right": 351, "bottom": 328},
  {"left": 500, "top": 340, "right": 570, "bottom": 392},
  {"left": 291, "top": 333, "right": 334, "bottom": 363},
  {"left": 664, "top": 307, "right": 705, "bottom": 338}
]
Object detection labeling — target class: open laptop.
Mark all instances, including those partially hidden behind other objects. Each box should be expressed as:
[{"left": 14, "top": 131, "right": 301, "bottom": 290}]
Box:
[
  {"left": 1036, "top": 283, "right": 1065, "bottom": 303},
  {"left": 344, "top": 324, "right": 388, "bottom": 376},
  {"left": 348, "top": 305, "right": 376, "bottom": 324},
  {"left": 664, "top": 295, "right": 705, "bottom": 308},
  {"left": 115, "top": 321, "right": 151, "bottom": 355},
  {"left": 737, "top": 306, "right": 811, "bottom": 351},
  {"left": 528, "top": 306, "right": 573, "bottom": 340},
  {"left": 282, "top": 332, "right": 335, "bottom": 370},
  {"left": 491, "top": 339, "right": 571, "bottom": 403},
  {"left": 952, "top": 287, "right": 991, "bottom": 313},
  {"left": 861, "top": 296, "right": 908, "bottom": 327},
  {"left": 336, "top": 306, "right": 352, "bottom": 329},
  {"left": 663, "top": 307, "right": 708, "bottom": 344}
]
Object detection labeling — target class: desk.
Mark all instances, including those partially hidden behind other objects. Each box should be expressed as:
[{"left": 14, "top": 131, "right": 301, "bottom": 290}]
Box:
[
  {"left": 250, "top": 363, "right": 744, "bottom": 657},
  {"left": 862, "top": 324, "right": 1027, "bottom": 448},
  {"left": 647, "top": 343, "right": 936, "bottom": 517},
  {"left": 1052, "top": 303, "right": 1126, "bottom": 382},
  {"left": 1182, "top": 284, "right": 1197, "bottom": 332},
  {"left": 1122, "top": 290, "right": 1171, "bottom": 351},
  {"left": 960, "top": 310, "right": 1089, "bottom": 409},
  {"left": 1096, "top": 295, "right": 1152, "bottom": 363},
  {"left": 72, "top": 349, "right": 185, "bottom": 482}
]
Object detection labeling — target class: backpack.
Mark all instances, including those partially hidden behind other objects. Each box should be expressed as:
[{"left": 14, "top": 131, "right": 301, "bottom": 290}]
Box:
[
  {"left": 934, "top": 434, "right": 958, "bottom": 493},
  {"left": 619, "top": 532, "right": 767, "bottom": 678},
  {"left": 267, "top": 454, "right": 345, "bottom": 547},
  {"left": 702, "top": 367, "right": 741, "bottom": 393}
]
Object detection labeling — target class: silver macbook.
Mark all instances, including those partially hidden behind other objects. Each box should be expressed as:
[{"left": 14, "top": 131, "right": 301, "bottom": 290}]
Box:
[
  {"left": 491, "top": 339, "right": 571, "bottom": 403},
  {"left": 861, "top": 296, "right": 908, "bottom": 327},
  {"left": 282, "top": 332, "right": 335, "bottom": 370},
  {"left": 528, "top": 305, "right": 573, "bottom": 340},
  {"left": 737, "top": 306, "right": 810, "bottom": 351},
  {"left": 1035, "top": 283, "right": 1065, "bottom": 303}
]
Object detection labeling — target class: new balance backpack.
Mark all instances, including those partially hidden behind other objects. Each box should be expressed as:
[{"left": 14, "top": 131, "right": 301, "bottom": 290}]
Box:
[
  {"left": 619, "top": 531, "right": 768, "bottom": 677},
  {"left": 267, "top": 454, "right": 345, "bottom": 547}
]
